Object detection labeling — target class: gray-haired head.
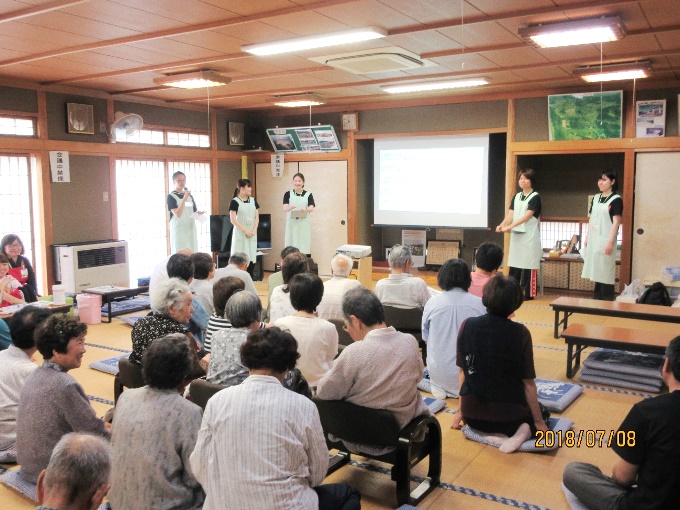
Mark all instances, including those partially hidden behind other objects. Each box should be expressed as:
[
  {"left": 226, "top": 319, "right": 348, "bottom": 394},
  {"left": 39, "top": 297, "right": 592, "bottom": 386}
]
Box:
[
  {"left": 342, "top": 287, "right": 385, "bottom": 327},
  {"left": 388, "top": 244, "right": 412, "bottom": 270},
  {"left": 225, "top": 290, "right": 262, "bottom": 328},
  {"left": 151, "top": 277, "right": 192, "bottom": 316},
  {"left": 40, "top": 432, "right": 112, "bottom": 508},
  {"left": 331, "top": 253, "right": 353, "bottom": 277},
  {"left": 229, "top": 252, "right": 250, "bottom": 267}
]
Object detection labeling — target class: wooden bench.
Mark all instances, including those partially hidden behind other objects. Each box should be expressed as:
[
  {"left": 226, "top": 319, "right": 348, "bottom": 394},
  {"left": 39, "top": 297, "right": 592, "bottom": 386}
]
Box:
[
  {"left": 550, "top": 296, "right": 680, "bottom": 338},
  {"left": 560, "top": 323, "right": 673, "bottom": 378}
]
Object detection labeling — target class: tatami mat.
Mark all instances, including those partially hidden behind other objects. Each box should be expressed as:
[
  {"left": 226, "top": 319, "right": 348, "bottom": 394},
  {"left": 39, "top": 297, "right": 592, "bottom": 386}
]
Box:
[{"left": 2, "top": 280, "right": 674, "bottom": 510}]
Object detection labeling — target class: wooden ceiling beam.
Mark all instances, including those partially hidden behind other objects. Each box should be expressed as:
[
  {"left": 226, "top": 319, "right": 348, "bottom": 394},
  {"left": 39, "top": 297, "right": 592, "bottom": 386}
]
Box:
[{"left": 0, "top": 0, "right": 92, "bottom": 24}]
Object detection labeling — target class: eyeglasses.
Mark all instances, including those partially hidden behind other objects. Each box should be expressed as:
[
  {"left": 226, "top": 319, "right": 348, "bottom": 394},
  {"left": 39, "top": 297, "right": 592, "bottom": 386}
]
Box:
[{"left": 342, "top": 320, "right": 350, "bottom": 331}]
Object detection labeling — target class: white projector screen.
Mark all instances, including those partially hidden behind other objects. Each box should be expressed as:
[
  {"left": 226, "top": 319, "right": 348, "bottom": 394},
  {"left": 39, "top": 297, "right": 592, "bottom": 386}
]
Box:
[{"left": 373, "top": 134, "right": 489, "bottom": 228}]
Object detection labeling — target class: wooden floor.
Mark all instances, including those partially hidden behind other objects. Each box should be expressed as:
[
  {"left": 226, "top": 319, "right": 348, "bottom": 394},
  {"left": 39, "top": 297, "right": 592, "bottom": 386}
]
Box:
[{"left": 2, "top": 276, "right": 676, "bottom": 510}]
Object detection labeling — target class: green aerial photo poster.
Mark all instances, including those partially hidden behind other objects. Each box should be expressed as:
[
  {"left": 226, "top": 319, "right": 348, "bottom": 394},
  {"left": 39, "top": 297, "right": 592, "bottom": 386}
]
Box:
[{"left": 548, "top": 91, "right": 622, "bottom": 140}]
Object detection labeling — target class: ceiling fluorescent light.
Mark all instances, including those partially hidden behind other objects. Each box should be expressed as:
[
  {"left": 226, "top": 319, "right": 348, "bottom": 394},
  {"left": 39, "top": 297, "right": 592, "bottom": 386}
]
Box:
[
  {"left": 519, "top": 16, "right": 625, "bottom": 48},
  {"left": 242, "top": 27, "right": 387, "bottom": 56},
  {"left": 382, "top": 78, "right": 488, "bottom": 94},
  {"left": 154, "top": 70, "right": 231, "bottom": 89},
  {"left": 272, "top": 93, "right": 326, "bottom": 107},
  {"left": 574, "top": 61, "right": 651, "bottom": 82}
]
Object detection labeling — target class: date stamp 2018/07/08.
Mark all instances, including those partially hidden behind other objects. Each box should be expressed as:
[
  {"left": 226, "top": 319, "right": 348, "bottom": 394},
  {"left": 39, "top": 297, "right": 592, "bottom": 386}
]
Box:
[{"left": 535, "top": 429, "right": 635, "bottom": 448}]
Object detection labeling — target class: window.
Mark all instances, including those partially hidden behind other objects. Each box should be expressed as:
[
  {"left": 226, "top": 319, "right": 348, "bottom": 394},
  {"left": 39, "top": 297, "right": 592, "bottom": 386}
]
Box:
[
  {"left": 0, "top": 116, "right": 35, "bottom": 136},
  {"left": 114, "top": 127, "right": 210, "bottom": 147},
  {"left": 114, "top": 128, "right": 164, "bottom": 145},
  {"left": 167, "top": 131, "right": 210, "bottom": 148}
]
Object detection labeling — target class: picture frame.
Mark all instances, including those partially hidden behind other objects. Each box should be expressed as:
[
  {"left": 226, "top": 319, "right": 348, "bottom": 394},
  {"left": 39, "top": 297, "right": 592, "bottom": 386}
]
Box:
[
  {"left": 228, "top": 121, "right": 245, "bottom": 146},
  {"left": 66, "top": 103, "right": 94, "bottom": 135},
  {"left": 548, "top": 91, "right": 622, "bottom": 141}
]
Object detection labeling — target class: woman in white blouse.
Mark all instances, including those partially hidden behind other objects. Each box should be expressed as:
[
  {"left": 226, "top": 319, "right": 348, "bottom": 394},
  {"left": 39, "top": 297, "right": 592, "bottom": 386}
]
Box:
[
  {"left": 274, "top": 273, "right": 338, "bottom": 388},
  {"left": 268, "top": 252, "right": 309, "bottom": 323}
]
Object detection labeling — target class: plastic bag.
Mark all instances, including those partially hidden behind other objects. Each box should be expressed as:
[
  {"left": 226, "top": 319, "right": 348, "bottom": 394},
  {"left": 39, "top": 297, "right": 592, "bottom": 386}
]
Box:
[{"left": 620, "top": 279, "right": 645, "bottom": 300}]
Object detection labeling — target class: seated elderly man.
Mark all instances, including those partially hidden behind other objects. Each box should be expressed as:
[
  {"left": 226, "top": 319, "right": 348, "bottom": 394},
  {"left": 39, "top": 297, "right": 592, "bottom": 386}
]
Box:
[
  {"left": 207, "top": 291, "right": 265, "bottom": 386},
  {"left": 563, "top": 335, "right": 680, "bottom": 509},
  {"left": 130, "top": 277, "right": 202, "bottom": 365},
  {"left": 36, "top": 433, "right": 112, "bottom": 510},
  {"left": 316, "top": 253, "right": 362, "bottom": 321},
  {"left": 212, "top": 252, "right": 257, "bottom": 296},
  {"left": 191, "top": 327, "right": 361, "bottom": 510},
  {"left": 16, "top": 315, "right": 109, "bottom": 484},
  {"left": 0, "top": 306, "right": 51, "bottom": 462},
  {"left": 316, "top": 287, "right": 430, "bottom": 455},
  {"left": 167, "top": 253, "right": 209, "bottom": 346},
  {"left": 109, "top": 333, "right": 204, "bottom": 509},
  {"left": 374, "top": 244, "right": 432, "bottom": 309}
]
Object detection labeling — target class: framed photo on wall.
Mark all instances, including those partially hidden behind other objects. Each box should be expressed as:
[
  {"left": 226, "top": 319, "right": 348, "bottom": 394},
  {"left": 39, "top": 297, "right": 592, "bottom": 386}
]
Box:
[
  {"left": 229, "top": 122, "right": 245, "bottom": 145},
  {"left": 548, "top": 91, "right": 622, "bottom": 141},
  {"left": 66, "top": 103, "right": 94, "bottom": 134}
]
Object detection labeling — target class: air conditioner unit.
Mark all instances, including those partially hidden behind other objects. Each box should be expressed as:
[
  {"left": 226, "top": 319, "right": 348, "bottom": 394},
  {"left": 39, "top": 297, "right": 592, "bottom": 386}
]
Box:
[{"left": 53, "top": 240, "right": 130, "bottom": 294}]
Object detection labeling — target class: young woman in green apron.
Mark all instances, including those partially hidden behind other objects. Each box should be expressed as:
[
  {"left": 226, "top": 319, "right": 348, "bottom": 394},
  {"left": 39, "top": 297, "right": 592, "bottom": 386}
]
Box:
[
  {"left": 497, "top": 168, "right": 542, "bottom": 300},
  {"left": 167, "top": 171, "right": 203, "bottom": 253},
  {"left": 229, "top": 179, "right": 259, "bottom": 266},
  {"left": 283, "top": 173, "right": 315, "bottom": 255},
  {"left": 581, "top": 171, "right": 622, "bottom": 300}
]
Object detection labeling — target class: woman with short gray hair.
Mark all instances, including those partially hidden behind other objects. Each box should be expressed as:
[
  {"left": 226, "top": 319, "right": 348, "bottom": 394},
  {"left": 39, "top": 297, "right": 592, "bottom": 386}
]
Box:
[
  {"left": 207, "top": 292, "right": 265, "bottom": 386},
  {"left": 130, "top": 278, "right": 197, "bottom": 365},
  {"left": 374, "top": 244, "right": 432, "bottom": 309}
]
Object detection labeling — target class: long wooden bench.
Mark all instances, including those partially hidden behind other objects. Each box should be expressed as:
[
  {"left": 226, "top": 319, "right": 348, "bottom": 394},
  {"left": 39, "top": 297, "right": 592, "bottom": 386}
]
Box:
[
  {"left": 560, "top": 323, "right": 673, "bottom": 378},
  {"left": 550, "top": 296, "right": 680, "bottom": 338}
]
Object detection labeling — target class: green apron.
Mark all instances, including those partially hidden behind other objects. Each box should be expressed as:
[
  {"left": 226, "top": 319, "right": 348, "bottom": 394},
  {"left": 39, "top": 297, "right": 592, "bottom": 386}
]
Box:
[
  {"left": 582, "top": 193, "right": 620, "bottom": 285},
  {"left": 231, "top": 197, "right": 257, "bottom": 262},
  {"left": 284, "top": 189, "right": 312, "bottom": 254},
  {"left": 169, "top": 193, "right": 197, "bottom": 253},
  {"left": 507, "top": 191, "right": 541, "bottom": 270}
]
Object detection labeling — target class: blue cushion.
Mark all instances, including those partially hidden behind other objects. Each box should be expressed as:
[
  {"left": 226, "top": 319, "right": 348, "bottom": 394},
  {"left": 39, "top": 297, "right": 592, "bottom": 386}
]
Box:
[
  {"left": 0, "top": 446, "right": 16, "bottom": 464},
  {"left": 89, "top": 353, "right": 129, "bottom": 375},
  {"left": 1, "top": 469, "right": 38, "bottom": 502},
  {"left": 422, "top": 396, "right": 446, "bottom": 414},
  {"left": 561, "top": 482, "right": 589, "bottom": 510},
  {"left": 461, "top": 417, "right": 574, "bottom": 452},
  {"left": 535, "top": 378, "right": 584, "bottom": 412},
  {"left": 579, "top": 372, "right": 662, "bottom": 393},
  {"left": 583, "top": 348, "right": 664, "bottom": 379}
]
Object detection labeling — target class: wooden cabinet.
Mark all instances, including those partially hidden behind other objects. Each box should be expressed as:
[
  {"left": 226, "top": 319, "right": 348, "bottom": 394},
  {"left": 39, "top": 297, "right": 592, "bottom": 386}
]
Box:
[{"left": 541, "top": 256, "right": 620, "bottom": 293}]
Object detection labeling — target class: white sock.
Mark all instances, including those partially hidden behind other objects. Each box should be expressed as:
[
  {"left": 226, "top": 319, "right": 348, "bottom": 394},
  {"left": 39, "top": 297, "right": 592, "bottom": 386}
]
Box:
[{"left": 499, "top": 423, "right": 531, "bottom": 453}]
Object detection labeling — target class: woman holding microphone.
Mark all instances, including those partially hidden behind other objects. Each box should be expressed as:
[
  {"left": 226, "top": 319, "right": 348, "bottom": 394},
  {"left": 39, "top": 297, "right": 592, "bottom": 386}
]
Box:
[
  {"left": 283, "top": 173, "right": 315, "bottom": 256},
  {"left": 230, "top": 179, "right": 259, "bottom": 269},
  {"left": 497, "top": 168, "right": 542, "bottom": 300},
  {"left": 167, "top": 171, "right": 203, "bottom": 253}
]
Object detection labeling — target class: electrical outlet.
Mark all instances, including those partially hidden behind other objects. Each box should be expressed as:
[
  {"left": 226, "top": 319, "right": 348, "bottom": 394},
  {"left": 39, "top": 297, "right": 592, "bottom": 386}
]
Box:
[{"left": 103, "top": 191, "right": 109, "bottom": 202}]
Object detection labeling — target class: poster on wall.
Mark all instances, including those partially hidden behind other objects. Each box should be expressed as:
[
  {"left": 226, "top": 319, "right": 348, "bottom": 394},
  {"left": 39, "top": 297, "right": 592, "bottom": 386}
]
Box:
[
  {"left": 266, "top": 125, "right": 341, "bottom": 153},
  {"left": 49, "top": 151, "right": 70, "bottom": 182},
  {"left": 548, "top": 91, "right": 622, "bottom": 141},
  {"left": 636, "top": 99, "right": 666, "bottom": 137},
  {"left": 401, "top": 230, "right": 426, "bottom": 268}
]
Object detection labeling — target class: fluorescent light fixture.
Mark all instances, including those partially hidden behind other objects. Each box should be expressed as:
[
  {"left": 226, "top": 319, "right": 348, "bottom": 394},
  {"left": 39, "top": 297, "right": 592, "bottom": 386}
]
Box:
[
  {"left": 154, "top": 70, "right": 231, "bottom": 89},
  {"left": 574, "top": 61, "right": 651, "bottom": 82},
  {"left": 382, "top": 78, "right": 488, "bottom": 94},
  {"left": 242, "top": 27, "right": 387, "bottom": 56},
  {"left": 519, "top": 16, "right": 625, "bottom": 48},
  {"left": 272, "top": 93, "right": 326, "bottom": 107}
]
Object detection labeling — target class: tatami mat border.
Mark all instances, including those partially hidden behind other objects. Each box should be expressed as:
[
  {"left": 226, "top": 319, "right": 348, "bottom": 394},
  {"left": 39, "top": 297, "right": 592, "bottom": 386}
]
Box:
[{"left": 86, "top": 343, "right": 131, "bottom": 353}]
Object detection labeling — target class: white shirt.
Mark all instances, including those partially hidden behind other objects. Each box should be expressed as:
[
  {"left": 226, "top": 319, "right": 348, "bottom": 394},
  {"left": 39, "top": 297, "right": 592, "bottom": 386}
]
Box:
[
  {"left": 148, "top": 255, "right": 171, "bottom": 297},
  {"left": 274, "top": 315, "right": 338, "bottom": 387},
  {"left": 0, "top": 346, "right": 38, "bottom": 450},
  {"left": 268, "top": 286, "right": 295, "bottom": 323},
  {"left": 190, "top": 375, "right": 328, "bottom": 510},
  {"left": 211, "top": 265, "right": 258, "bottom": 296},
  {"left": 190, "top": 278, "right": 215, "bottom": 316},
  {"left": 316, "top": 276, "right": 362, "bottom": 321},
  {"left": 374, "top": 273, "right": 432, "bottom": 309}
]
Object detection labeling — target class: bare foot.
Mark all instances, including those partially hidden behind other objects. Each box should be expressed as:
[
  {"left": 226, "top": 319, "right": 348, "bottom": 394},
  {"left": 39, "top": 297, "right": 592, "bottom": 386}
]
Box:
[{"left": 499, "top": 423, "right": 531, "bottom": 453}]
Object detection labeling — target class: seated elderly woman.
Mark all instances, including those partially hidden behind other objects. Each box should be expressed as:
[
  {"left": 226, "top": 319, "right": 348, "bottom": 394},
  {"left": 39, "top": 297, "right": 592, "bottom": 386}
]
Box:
[
  {"left": 269, "top": 252, "right": 309, "bottom": 323},
  {"left": 129, "top": 277, "right": 205, "bottom": 367},
  {"left": 109, "top": 333, "right": 204, "bottom": 509},
  {"left": 452, "top": 274, "right": 548, "bottom": 453},
  {"left": 204, "top": 276, "right": 245, "bottom": 353},
  {"left": 207, "top": 291, "right": 264, "bottom": 386},
  {"left": 274, "top": 273, "right": 338, "bottom": 388},
  {"left": 0, "top": 253, "right": 26, "bottom": 308},
  {"left": 317, "top": 287, "right": 430, "bottom": 455},
  {"left": 422, "top": 258, "right": 486, "bottom": 399},
  {"left": 374, "top": 244, "right": 432, "bottom": 309},
  {"left": 16, "top": 315, "right": 109, "bottom": 484}
]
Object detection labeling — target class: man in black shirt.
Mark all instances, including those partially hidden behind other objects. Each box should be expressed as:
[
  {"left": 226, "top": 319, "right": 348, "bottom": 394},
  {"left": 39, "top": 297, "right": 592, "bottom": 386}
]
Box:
[{"left": 563, "top": 336, "right": 680, "bottom": 510}]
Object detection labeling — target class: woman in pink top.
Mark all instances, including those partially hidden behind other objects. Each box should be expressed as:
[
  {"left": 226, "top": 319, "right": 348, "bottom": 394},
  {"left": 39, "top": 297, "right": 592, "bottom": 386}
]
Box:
[{"left": 469, "top": 242, "right": 504, "bottom": 298}]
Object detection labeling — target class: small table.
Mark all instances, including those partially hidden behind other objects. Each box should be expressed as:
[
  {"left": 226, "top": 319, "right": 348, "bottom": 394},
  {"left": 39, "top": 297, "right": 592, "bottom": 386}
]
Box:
[
  {"left": 1, "top": 302, "right": 72, "bottom": 321},
  {"left": 82, "top": 286, "right": 149, "bottom": 323}
]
